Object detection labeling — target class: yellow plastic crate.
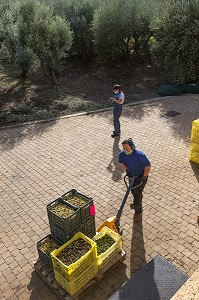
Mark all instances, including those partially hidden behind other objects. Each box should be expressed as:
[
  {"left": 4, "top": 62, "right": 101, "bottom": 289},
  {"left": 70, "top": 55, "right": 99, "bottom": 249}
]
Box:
[
  {"left": 189, "top": 119, "right": 199, "bottom": 164},
  {"left": 93, "top": 226, "right": 123, "bottom": 270},
  {"left": 51, "top": 232, "right": 97, "bottom": 281},
  {"left": 54, "top": 262, "right": 97, "bottom": 296}
]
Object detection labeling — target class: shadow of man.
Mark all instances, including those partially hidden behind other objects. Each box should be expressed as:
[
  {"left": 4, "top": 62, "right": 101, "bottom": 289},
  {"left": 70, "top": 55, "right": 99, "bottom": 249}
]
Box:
[
  {"left": 131, "top": 218, "right": 160, "bottom": 298},
  {"left": 115, "top": 218, "right": 160, "bottom": 299},
  {"left": 130, "top": 218, "right": 147, "bottom": 275},
  {"left": 106, "top": 136, "right": 122, "bottom": 182},
  {"left": 108, "top": 219, "right": 160, "bottom": 299}
]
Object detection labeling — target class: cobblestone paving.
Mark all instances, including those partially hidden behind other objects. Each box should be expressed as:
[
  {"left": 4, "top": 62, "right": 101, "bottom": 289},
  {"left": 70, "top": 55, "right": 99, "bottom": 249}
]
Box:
[{"left": 0, "top": 94, "right": 199, "bottom": 300}]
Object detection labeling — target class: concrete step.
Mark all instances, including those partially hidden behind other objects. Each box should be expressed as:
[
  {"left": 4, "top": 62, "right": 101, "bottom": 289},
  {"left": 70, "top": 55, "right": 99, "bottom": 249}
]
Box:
[{"left": 171, "top": 267, "right": 199, "bottom": 300}]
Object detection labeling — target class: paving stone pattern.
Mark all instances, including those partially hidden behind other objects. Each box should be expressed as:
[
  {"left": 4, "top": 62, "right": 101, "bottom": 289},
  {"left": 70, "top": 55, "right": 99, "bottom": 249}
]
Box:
[{"left": 0, "top": 94, "right": 199, "bottom": 300}]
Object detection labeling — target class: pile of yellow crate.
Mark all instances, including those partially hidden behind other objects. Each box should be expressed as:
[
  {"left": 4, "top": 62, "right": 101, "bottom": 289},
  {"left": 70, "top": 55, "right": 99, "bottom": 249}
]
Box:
[
  {"left": 36, "top": 188, "right": 124, "bottom": 296},
  {"left": 51, "top": 232, "right": 98, "bottom": 295},
  {"left": 51, "top": 227, "right": 123, "bottom": 296},
  {"left": 93, "top": 226, "right": 123, "bottom": 270},
  {"left": 189, "top": 119, "right": 199, "bottom": 164}
]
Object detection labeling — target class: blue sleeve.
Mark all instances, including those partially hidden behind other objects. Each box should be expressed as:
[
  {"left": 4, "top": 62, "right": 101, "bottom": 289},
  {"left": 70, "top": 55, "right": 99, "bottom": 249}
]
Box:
[
  {"left": 119, "top": 151, "right": 123, "bottom": 163},
  {"left": 139, "top": 154, "right": 150, "bottom": 167}
]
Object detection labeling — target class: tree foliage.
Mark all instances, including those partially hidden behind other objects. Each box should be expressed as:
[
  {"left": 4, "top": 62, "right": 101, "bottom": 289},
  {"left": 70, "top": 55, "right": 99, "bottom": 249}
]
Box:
[
  {"left": 152, "top": 0, "right": 199, "bottom": 84},
  {"left": 93, "top": 0, "right": 152, "bottom": 67},
  {"left": 0, "top": 0, "right": 73, "bottom": 88},
  {"left": 0, "top": 0, "right": 21, "bottom": 62},
  {"left": 1, "top": 0, "right": 199, "bottom": 86},
  {"left": 49, "top": 0, "right": 101, "bottom": 62},
  {"left": 17, "top": 0, "right": 72, "bottom": 88}
]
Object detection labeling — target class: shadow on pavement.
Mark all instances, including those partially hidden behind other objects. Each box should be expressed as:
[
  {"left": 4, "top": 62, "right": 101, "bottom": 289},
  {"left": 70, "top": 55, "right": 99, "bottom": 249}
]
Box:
[
  {"left": 82, "top": 261, "right": 128, "bottom": 300},
  {"left": 1, "top": 95, "right": 198, "bottom": 151},
  {"left": 121, "top": 95, "right": 198, "bottom": 145},
  {"left": 190, "top": 162, "right": 199, "bottom": 183},
  {"left": 0, "top": 120, "right": 57, "bottom": 150},
  {"left": 130, "top": 218, "right": 147, "bottom": 275},
  {"left": 129, "top": 218, "right": 159, "bottom": 298},
  {"left": 108, "top": 219, "right": 159, "bottom": 299},
  {"left": 106, "top": 136, "right": 123, "bottom": 182},
  {"left": 27, "top": 270, "right": 59, "bottom": 300}
]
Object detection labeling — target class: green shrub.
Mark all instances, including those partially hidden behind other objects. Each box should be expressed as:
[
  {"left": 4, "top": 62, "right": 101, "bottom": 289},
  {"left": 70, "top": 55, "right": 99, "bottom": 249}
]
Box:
[
  {"left": 10, "top": 104, "right": 34, "bottom": 114},
  {"left": 93, "top": 0, "right": 152, "bottom": 67},
  {"left": 152, "top": 0, "right": 199, "bottom": 84}
]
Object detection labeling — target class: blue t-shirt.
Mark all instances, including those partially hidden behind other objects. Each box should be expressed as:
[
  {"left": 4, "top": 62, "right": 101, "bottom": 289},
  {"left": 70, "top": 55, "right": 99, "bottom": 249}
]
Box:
[{"left": 119, "top": 149, "right": 150, "bottom": 177}]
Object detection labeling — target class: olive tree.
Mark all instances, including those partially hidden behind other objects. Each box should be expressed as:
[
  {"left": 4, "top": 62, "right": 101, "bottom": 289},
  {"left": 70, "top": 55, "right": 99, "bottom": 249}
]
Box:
[
  {"left": 18, "top": 0, "right": 73, "bottom": 89},
  {"left": 51, "top": 0, "right": 99, "bottom": 62},
  {"left": 152, "top": 0, "right": 199, "bottom": 84},
  {"left": 0, "top": 0, "right": 21, "bottom": 62},
  {"left": 121, "top": 0, "right": 152, "bottom": 67},
  {"left": 15, "top": 46, "right": 35, "bottom": 77},
  {"left": 0, "top": 0, "right": 36, "bottom": 77},
  {"left": 93, "top": 0, "right": 152, "bottom": 67}
]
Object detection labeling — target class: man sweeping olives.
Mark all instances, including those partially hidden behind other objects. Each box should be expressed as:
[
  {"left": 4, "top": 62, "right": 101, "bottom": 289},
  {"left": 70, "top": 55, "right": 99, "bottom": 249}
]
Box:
[{"left": 119, "top": 138, "right": 151, "bottom": 220}]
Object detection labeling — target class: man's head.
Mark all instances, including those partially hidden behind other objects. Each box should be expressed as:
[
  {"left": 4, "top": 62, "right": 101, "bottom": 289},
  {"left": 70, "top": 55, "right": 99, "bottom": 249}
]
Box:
[
  {"left": 122, "top": 138, "right": 135, "bottom": 154},
  {"left": 113, "top": 84, "right": 122, "bottom": 93}
]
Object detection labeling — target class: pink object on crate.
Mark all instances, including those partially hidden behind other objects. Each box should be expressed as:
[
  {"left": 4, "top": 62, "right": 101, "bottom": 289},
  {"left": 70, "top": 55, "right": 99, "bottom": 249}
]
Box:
[{"left": 90, "top": 205, "right": 96, "bottom": 215}]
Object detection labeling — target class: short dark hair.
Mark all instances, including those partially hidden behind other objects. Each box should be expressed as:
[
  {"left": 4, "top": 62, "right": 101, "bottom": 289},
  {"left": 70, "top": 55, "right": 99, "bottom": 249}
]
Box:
[
  {"left": 122, "top": 138, "right": 135, "bottom": 149},
  {"left": 113, "top": 84, "right": 122, "bottom": 91}
]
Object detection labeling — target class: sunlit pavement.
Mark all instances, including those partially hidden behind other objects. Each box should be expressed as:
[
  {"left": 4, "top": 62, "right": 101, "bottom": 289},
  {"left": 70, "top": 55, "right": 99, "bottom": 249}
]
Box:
[{"left": 0, "top": 94, "right": 199, "bottom": 300}]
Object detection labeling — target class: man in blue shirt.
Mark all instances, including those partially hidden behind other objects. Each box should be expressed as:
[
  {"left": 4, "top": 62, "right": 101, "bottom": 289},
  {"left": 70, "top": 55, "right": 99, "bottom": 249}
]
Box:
[{"left": 119, "top": 138, "right": 151, "bottom": 220}]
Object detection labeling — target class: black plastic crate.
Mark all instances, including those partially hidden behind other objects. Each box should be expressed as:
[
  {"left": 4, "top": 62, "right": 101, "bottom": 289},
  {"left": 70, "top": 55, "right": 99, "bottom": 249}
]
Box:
[
  {"left": 37, "top": 234, "right": 62, "bottom": 268},
  {"left": 49, "top": 221, "right": 81, "bottom": 244},
  {"left": 61, "top": 189, "right": 94, "bottom": 222},
  {"left": 81, "top": 216, "right": 96, "bottom": 239},
  {"left": 47, "top": 198, "right": 81, "bottom": 232}
]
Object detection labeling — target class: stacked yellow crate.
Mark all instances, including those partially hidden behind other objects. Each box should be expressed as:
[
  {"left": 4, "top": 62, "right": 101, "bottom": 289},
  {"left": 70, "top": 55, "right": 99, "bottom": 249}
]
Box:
[
  {"left": 189, "top": 119, "right": 199, "bottom": 164},
  {"left": 93, "top": 226, "right": 123, "bottom": 270},
  {"left": 51, "top": 232, "right": 98, "bottom": 296}
]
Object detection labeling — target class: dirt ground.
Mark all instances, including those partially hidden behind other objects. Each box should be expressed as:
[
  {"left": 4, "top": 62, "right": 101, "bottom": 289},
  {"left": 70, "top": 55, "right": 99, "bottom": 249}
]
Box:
[
  {"left": 0, "top": 61, "right": 168, "bottom": 125},
  {"left": 62, "top": 61, "right": 168, "bottom": 101}
]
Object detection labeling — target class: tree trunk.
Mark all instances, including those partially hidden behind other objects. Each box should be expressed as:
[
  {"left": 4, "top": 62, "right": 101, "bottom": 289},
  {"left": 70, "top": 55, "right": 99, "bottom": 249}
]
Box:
[
  {"left": 122, "top": 37, "right": 133, "bottom": 69},
  {"left": 41, "top": 63, "right": 59, "bottom": 91},
  {"left": 20, "top": 69, "right": 28, "bottom": 78}
]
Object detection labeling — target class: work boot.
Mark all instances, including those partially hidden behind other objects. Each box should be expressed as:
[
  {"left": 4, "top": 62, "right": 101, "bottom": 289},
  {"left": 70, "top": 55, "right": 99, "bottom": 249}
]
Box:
[{"left": 111, "top": 133, "right": 120, "bottom": 138}]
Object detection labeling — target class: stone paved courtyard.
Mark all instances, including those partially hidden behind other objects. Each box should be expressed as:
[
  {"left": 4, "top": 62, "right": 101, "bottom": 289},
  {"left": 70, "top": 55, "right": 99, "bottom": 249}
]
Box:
[{"left": 0, "top": 94, "right": 199, "bottom": 300}]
